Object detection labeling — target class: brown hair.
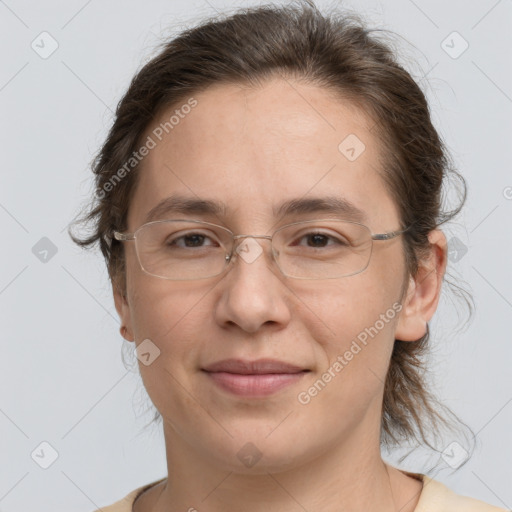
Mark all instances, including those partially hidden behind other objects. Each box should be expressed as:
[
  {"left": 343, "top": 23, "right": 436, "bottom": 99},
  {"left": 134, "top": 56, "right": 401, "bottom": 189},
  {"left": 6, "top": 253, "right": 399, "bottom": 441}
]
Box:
[{"left": 70, "top": 0, "right": 474, "bottom": 457}]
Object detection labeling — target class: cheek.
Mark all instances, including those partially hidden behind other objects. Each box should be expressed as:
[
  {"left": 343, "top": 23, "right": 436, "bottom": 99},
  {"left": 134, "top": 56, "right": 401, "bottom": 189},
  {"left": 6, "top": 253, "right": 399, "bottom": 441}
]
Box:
[
  {"left": 295, "top": 289, "right": 400, "bottom": 427},
  {"left": 129, "top": 280, "right": 211, "bottom": 346},
  {"left": 291, "top": 289, "right": 401, "bottom": 448},
  {"left": 125, "top": 267, "right": 214, "bottom": 393},
  {"left": 126, "top": 280, "right": 212, "bottom": 413},
  {"left": 294, "top": 270, "right": 403, "bottom": 392},
  {"left": 298, "top": 274, "right": 401, "bottom": 343}
]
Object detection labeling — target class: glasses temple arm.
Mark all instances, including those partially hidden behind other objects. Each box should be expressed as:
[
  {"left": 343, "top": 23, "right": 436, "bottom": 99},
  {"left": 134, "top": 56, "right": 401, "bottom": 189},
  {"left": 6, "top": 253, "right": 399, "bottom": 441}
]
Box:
[{"left": 113, "top": 231, "right": 135, "bottom": 241}]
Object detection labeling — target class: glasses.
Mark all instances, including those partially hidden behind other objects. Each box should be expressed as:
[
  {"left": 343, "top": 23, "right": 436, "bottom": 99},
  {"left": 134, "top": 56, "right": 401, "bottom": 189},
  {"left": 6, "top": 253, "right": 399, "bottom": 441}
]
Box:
[{"left": 113, "top": 219, "right": 409, "bottom": 280}]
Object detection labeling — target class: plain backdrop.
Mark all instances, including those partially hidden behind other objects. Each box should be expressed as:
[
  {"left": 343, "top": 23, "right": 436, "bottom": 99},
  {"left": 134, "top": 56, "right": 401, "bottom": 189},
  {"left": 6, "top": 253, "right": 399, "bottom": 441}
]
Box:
[{"left": 1, "top": 0, "right": 511, "bottom": 510}]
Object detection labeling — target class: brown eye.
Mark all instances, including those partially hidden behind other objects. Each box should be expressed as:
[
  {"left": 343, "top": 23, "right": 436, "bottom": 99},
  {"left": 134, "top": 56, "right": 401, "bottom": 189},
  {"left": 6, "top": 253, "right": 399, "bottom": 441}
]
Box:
[{"left": 166, "top": 231, "right": 218, "bottom": 249}]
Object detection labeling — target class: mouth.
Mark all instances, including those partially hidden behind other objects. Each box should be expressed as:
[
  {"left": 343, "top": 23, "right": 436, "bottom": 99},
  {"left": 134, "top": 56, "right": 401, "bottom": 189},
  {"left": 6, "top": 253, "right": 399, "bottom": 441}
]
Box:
[{"left": 201, "top": 359, "right": 310, "bottom": 397}]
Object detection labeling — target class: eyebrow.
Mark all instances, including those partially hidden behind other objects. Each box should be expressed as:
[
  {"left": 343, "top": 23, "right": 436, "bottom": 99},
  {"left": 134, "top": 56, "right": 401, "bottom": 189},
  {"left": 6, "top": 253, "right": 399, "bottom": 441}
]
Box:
[{"left": 143, "top": 194, "right": 368, "bottom": 224}]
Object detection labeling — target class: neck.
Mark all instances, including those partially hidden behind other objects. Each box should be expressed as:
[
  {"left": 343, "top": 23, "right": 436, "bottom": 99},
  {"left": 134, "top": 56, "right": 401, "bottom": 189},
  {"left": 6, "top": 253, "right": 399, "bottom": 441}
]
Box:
[{"left": 146, "top": 422, "right": 415, "bottom": 512}]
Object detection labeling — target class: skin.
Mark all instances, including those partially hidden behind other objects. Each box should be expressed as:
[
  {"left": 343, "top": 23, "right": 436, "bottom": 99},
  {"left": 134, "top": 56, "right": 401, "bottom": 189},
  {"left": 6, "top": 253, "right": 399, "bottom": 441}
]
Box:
[{"left": 114, "top": 77, "right": 447, "bottom": 512}]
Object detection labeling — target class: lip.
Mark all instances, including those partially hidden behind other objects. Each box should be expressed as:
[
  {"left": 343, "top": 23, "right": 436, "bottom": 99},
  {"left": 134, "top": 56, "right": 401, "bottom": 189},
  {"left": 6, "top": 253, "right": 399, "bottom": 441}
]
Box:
[
  {"left": 202, "top": 358, "right": 306, "bottom": 374},
  {"left": 201, "top": 359, "right": 309, "bottom": 397}
]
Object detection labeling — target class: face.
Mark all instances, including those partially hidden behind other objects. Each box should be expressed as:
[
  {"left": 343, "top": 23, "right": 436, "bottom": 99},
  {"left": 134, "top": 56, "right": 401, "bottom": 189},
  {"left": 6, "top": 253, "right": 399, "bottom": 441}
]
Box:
[{"left": 114, "top": 77, "right": 441, "bottom": 473}]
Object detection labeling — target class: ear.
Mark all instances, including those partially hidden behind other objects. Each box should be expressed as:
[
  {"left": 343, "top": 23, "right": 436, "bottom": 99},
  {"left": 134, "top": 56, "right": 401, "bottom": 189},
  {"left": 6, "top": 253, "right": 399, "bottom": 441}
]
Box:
[
  {"left": 394, "top": 229, "right": 447, "bottom": 341},
  {"left": 113, "top": 279, "right": 135, "bottom": 342}
]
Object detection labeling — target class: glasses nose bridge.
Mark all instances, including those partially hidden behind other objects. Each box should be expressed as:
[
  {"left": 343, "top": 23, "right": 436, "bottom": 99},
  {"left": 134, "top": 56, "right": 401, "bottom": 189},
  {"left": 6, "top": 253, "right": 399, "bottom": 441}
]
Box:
[
  {"left": 231, "top": 233, "right": 274, "bottom": 253},
  {"left": 231, "top": 233, "right": 274, "bottom": 251},
  {"left": 229, "top": 233, "right": 277, "bottom": 266},
  {"left": 232, "top": 234, "right": 273, "bottom": 242}
]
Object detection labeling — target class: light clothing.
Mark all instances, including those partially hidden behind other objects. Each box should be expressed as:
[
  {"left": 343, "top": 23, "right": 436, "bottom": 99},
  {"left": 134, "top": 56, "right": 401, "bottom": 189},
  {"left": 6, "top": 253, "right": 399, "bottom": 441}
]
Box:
[{"left": 93, "top": 472, "right": 508, "bottom": 512}]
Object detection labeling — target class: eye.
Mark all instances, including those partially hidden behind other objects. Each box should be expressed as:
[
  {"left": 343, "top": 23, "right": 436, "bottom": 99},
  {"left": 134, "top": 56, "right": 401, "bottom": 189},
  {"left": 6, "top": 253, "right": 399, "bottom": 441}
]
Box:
[
  {"left": 166, "top": 231, "right": 220, "bottom": 249},
  {"left": 293, "top": 230, "right": 350, "bottom": 249}
]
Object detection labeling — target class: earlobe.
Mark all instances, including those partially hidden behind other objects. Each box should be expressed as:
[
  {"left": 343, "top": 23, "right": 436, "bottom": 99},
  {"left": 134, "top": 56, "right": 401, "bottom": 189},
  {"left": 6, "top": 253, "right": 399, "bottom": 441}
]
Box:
[
  {"left": 394, "top": 229, "right": 447, "bottom": 342},
  {"left": 113, "top": 281, "right": 135, "bottom": 342}
]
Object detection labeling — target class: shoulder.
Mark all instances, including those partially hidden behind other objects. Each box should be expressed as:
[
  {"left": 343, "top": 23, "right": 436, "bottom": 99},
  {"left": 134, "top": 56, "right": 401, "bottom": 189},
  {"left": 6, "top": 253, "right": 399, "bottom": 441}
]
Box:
[
  {"left": 89, "top": 474, "right": 507, "bottom": 512},
  {"left": 415, "top": 475, "right": 508, "bottom": 512},
  {"left": 90, "top": 478, "right": 166, "bottom": 512}
]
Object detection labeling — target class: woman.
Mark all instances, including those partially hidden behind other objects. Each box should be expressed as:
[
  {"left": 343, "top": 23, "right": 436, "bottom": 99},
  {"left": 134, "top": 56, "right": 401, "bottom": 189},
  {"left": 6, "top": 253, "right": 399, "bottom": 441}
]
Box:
[{"left": 71, "top": 1, "right": 507, "bottom": 510}]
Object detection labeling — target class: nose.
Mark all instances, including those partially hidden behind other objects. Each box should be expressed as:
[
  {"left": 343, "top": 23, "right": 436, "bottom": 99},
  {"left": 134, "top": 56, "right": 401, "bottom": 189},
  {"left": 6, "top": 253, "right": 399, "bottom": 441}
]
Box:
[{"left": 213, "top": 236, "right": 292, "bottom": 333}]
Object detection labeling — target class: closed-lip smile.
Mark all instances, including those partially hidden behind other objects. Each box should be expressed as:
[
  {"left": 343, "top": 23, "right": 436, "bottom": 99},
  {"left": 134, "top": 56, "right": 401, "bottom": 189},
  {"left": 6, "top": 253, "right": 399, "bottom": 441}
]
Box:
[{"left": 201, "top": 359, "right": 309, "bottom": 397}]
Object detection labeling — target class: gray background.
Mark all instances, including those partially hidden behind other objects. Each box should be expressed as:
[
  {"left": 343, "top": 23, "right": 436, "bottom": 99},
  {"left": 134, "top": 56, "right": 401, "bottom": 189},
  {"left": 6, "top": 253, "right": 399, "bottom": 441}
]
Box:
[{"left": 1, "top": 0, "right": 511, "bottom": 510}]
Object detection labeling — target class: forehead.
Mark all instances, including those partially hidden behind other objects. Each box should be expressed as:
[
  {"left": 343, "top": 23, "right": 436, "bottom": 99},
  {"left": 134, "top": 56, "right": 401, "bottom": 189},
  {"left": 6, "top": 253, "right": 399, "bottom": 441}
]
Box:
[{"left": 127, "top": 77, "right": 399, "bottom": 230}]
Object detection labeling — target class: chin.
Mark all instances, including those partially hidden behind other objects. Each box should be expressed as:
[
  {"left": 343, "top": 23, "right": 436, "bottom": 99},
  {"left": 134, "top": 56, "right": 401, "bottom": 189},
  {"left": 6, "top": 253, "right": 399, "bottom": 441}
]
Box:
[{"left": 201, "top": 428, "right": 317, "bottom": 475}]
